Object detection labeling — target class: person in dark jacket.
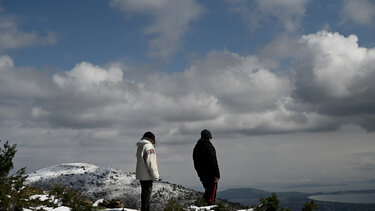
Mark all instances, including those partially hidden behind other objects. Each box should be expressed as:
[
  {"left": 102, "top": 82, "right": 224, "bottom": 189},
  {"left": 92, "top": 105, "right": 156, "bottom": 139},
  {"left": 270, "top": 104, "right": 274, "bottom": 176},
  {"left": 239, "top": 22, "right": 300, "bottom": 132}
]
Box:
[{"left": 193, "top": 129, "right": 220, "bottom": 205}]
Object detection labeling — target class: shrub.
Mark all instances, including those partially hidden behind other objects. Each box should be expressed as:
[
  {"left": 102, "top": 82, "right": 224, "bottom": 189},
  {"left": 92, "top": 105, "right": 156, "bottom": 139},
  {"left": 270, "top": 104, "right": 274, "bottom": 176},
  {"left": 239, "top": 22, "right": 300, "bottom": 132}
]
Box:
[
  {"left": 194, "top": 196, "right": 209, "bottom": 207},
  {"left": 49, "top": 185, "right": 93, "bottom": 211},
  {"left": 163, "top": 198, "right": 184, "bottom": 211},
  {"left": 258, "top": 193, "right": 280, "bottom": 211},
  {"left": 213, "top": 201, "right": 227, "bottom": 211},
  {"left": 302, "top": 200, "right": 318, "bottom": 211},
  {"left": 0, "top": 140, "right": 28, "bottom": 211},
  {"left": 256, "top": 193, "right": 291, "bottom": 211}
]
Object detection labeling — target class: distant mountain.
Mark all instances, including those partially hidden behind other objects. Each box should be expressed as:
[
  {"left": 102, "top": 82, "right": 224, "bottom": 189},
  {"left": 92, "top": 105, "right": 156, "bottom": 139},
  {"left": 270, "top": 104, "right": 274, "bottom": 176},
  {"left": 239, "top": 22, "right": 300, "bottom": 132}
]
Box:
[
  {"left": 25, "top": 163, "right": 243, "bottom": 210},
  {"left": 217, "top": 187, "right": 270, "bottom": 206},
  {"left": 217, "top": 187, "right": 375, "bottom": 211}
]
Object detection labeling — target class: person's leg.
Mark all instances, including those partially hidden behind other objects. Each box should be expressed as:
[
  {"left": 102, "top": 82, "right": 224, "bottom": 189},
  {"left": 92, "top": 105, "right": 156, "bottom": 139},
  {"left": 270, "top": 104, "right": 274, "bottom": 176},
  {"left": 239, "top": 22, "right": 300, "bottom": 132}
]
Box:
[
  {"left": 202, "top": 180, "right": 218, "bottom": 205},
  {"left": 140, "top": 180, "right": 153, "bottom": 211},
  {"left": 209, "top": 182, "right": 218, "bottom": 204}
]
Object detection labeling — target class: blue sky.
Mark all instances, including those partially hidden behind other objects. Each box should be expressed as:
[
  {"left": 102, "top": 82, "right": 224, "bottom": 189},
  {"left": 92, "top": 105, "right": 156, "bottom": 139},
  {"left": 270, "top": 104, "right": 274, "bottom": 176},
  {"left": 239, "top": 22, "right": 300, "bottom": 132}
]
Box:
[
  {"left": 6, "top": 0, "right": 373, "bottom": 72},
  {"left": 1, "top": 0, "right": 375, "bottom": 192}
]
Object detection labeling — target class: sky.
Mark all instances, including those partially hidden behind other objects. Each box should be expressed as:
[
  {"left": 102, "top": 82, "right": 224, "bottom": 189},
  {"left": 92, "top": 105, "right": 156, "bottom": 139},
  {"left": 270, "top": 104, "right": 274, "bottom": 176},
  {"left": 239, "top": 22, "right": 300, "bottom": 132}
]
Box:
[{"left": 1, "top": 0, "right": 375, "bottom": 193}]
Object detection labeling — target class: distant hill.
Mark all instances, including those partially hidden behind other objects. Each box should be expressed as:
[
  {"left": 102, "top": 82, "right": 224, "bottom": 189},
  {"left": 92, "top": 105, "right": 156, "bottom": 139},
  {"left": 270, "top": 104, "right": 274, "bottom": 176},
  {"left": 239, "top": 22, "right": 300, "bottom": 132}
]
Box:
[
  {"left": 217, "top": 187, "right": 270, "bottom": 206},
  {"left": 217, "top": 187, "right": 375, "bottom": 211},
  {"left": 25, "top": 163, "right": 244, "bottom": 210}
]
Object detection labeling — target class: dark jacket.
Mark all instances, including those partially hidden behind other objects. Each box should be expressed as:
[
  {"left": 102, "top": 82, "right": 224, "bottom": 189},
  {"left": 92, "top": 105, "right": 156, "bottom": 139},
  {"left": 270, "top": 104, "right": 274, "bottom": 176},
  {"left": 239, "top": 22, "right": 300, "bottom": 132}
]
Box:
[{"left": 193, "top": 138, "right": 220, "bottom": 181}]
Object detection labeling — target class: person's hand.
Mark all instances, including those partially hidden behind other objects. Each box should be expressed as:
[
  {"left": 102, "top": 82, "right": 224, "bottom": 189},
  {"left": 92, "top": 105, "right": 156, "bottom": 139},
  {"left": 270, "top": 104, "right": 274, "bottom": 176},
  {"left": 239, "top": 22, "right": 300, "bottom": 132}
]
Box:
[{"left": 214, "top": 177, "right": 219, "bottom": 183}]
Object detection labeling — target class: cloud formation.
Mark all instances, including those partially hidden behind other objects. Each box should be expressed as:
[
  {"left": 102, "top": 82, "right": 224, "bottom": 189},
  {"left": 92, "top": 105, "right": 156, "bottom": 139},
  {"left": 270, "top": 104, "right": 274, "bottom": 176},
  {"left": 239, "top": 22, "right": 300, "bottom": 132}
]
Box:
[
  {"left": 24, "top": 51, "right": 292, "bottom": 134},
  {"left": 225, "top": 0, "right": 309, "bottom": 32},
  {"left": 0, "top": 13, "right": 56, "bottom": 51},
  {"left": 109, "top": 0, "right": 203, "bottom": 59},
  {"left": 1, "top": 30, "right": 374, "bottom": 139},
  {"left": 256, "top": 0, "right": 309, "bottom": 32},
  {"left": 297, "top": 31, "right": 375, "bottom": 98},
  {"left": 341, "top": 0, "right": 375, "bottom": 25},
  {"left": 293, "top": 31, "right": 375, "bottom": 131},
  {"left": 2, "top": 28, "right": 375, "bottom": 189}
]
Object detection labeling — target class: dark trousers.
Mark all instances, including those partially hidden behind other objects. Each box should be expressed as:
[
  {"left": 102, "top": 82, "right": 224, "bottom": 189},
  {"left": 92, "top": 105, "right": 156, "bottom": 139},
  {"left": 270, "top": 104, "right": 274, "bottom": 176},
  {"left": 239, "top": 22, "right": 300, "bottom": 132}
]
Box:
[
  {"left": 140, "top": 180, "right": 153, "bottom": 211},
  {"left": 202, "top": 180, "right": 218, "bottom": 205}
]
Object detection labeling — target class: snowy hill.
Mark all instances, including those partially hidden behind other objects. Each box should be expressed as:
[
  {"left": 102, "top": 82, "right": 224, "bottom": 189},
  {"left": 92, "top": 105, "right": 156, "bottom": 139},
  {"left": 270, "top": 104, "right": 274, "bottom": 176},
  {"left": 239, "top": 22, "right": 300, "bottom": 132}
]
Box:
[{"left": 26, "top": 163, "right": 200, "bottom": 210}]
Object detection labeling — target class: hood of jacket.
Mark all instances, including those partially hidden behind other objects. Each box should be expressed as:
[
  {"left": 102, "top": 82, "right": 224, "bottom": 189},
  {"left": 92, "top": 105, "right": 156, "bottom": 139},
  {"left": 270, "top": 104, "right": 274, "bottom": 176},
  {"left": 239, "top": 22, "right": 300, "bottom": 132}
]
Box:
[
  {"left": 197, "top": 138, "right": 211, "bottom": 146},
  {"left": 137, "top": 139, "right": 152, "bottom": 147}
]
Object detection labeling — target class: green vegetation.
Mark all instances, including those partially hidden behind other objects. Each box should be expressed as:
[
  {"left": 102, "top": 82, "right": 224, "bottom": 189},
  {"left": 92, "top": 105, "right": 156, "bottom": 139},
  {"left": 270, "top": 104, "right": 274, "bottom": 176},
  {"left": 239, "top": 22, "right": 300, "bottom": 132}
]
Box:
[
  {"left": 257, "top": 193, "right": 291, "bottom": 211},
  {"left": 0, "top": 140, "right": 28, "bottom": 211},
  {"left": 163, "top": 198, "right": 184, "bottom": 211},
  {"left": 0, "top": 140, "right": 95, "bottom": 211},
  {"left": 255, "top": 193, "right": 319, "bottom": 211},
  {"left": 49, "top": 185, "right": 93, "bottom": 211},
  {"left": 194, "top": 196, "right": 209, "bottom": 207},
  {"left": 302, "top": 200, "right": 318, "bottom": 211}
]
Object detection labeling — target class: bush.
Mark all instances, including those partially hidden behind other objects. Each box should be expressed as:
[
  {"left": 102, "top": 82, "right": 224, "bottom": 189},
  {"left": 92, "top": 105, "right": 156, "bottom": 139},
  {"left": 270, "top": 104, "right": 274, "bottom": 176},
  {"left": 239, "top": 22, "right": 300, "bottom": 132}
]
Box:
[
  {"left": 258, "top": 193, "right": 280, "bottom": 211},
  {"left": 0, "top": 140, "right": 28, "bottom": 211},
  {"left": 163, "top": 198, "right": 184, "bottom": 211},
  {"left": 256, "top": 193, "right": 291, "bottom": 211},
  {"left": 0, "top": 140, "right": 95, "bottom": 211},
  {"left": 194, "top": 196, "right": 209, "bottom": 207},
  {"left": 302, "top": 200, "right": 318, "bottom": 211},
  {"left": 213, "top": 201, "right": 227, "bottom": 211},
  {"left": 49, "top": 185, "right": 93, "bottom": 211}
]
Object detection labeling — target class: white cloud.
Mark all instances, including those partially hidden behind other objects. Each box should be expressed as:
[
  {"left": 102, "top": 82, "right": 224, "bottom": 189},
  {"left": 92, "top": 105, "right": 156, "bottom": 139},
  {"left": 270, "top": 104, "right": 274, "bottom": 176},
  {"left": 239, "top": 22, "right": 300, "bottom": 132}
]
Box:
[
  {"left": 0, "top": 55, "right": 13, "bottom": 67},
  {"left": 341, "top": 0, "right": 375, "bottom": 25},
  {"left": 0, "top": 56, "right": 51, "bottom": 99},
  {"left": 31, "top": 107, "right": 50, "bottom": 119},
  {"left": 1, "top": 50, "right": 313, "bottom": 135},
  {"left": 53, "top": 62, "right": 123, "bottom": 89},
  {"left": 292, "top": 31, "right": 375, "bottom": 131},
  {"left": 181, "top": 51, "right": 291, "bottom": 111},
  {"left": 256, "top": 0, "right": 309, "bottom": 32},
  {"left": 226, "top": 0, "right": 309, "bottom": 32},
  {"left": 2, "top": 31, "right": 374, "bottom": 134},
  {"left": 109, "top": 0, "right": 203, "bottom": 59},
  {"left": 0, "top": 15, "right": 56, "bottom": 51},
  {"left": 298, "top": 31, "right": 375, "bottom": 98}
]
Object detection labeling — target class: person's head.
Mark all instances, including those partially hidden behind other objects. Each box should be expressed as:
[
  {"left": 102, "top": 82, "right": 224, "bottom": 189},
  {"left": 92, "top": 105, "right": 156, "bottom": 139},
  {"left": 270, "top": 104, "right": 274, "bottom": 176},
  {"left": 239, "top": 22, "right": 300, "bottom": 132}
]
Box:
[
  {"left": 142, "top": 131, "right": 155, "bottom": 145},
  {"left": 201, "top": 129, "right": 212, "bottom": 141}
]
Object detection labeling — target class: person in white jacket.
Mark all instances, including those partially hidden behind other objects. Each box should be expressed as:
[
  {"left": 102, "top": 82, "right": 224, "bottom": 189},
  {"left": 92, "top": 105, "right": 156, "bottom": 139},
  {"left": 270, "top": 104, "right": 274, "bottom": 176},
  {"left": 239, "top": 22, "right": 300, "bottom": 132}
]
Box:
[{"left": 136, "top": 131, "right": 159, "bottom": 211}]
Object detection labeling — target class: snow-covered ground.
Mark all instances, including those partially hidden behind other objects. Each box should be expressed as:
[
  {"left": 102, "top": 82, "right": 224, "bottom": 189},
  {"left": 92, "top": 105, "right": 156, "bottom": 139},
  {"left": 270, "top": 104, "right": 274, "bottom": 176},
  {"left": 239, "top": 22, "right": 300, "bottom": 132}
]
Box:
[
  {"left": 25, "top": 163, "right": 254, "bottom": 211},
  {"left": 23, "top": 196, "right": 252, "bottom": 211},
  {"left": 24, "top": 207, "right": 71, "bottom": 211},
  {"left": 23, "top": 194, "right": 253, "bottom": 211},
  {"left": 25, "top": 163, "right": 200, "bottom": 210}
]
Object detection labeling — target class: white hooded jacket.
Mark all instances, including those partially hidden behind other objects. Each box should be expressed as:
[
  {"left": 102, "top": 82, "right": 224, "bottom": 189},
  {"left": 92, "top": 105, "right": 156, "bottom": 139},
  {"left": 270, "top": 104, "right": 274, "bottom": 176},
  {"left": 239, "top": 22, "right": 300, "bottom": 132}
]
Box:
[{"left": 136, "top": 139, "right": 159, "bottom": 181}]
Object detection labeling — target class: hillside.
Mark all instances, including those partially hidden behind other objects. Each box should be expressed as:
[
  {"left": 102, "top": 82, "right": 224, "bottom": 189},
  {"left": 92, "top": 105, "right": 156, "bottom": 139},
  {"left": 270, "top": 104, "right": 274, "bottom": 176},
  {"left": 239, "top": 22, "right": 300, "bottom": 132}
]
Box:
[{"left": 25, "top": 163, "right": 243, "bottom": 210}]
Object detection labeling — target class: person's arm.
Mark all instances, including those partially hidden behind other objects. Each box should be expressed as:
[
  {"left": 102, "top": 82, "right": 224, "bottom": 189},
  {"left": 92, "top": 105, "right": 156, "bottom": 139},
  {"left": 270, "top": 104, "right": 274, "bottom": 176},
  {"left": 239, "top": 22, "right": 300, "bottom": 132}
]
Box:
[
  {"left": 144, "top": 144, "right": 160, "bottom": 180},
  {"left": 209, "top": 144, "right": 220, "bottom": 180}
]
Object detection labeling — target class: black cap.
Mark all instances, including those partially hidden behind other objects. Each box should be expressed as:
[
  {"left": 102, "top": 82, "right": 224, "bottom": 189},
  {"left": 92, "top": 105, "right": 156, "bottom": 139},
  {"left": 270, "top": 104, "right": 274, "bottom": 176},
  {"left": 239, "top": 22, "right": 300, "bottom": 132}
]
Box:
[
  {"left": 201, "top": 129, "right": 212, "bottom": 140},
  {"left": 143, "top": 131, "right": 155, "bottom": 144}
]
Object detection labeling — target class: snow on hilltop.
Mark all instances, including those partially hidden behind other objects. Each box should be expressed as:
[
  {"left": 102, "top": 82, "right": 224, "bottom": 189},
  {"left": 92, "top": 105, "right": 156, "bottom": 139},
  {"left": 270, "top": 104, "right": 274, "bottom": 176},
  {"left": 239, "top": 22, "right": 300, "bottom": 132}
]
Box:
[
  {"left": 27, "top": 163, "right": 102, "bottom": 183},
  {"left": 26, "top": 163, "right": 200, "bottom": 210}
]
